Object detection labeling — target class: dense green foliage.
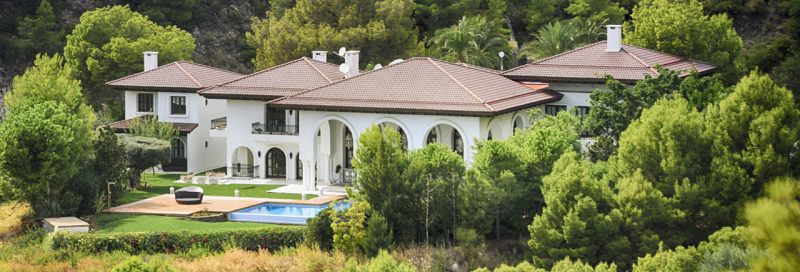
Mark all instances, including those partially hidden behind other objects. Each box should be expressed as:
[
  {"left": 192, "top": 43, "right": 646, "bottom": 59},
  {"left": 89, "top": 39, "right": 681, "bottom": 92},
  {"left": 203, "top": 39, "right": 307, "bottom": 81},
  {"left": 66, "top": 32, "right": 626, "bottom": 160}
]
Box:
[
  {"left": 0, "top": 54, "right": 95, "bottom": 218},
  {"left": 64, "top": 5, "right": 195, "bottom": 112},
  {"left": 127, "top": 116, "right": 179, "bottom": 141},
  {"left": 413, "top": 0, "right": 507, "bottom": 35},
  {"left": 121, "top": 136, "right": 171, "bottom": 188},
  {"left": 246, "top": 0, "right": 422, "bottom": 70},
  {"left": 624, "top": 0, "right": 743, "bottom": 81},
  {"left": 14, "top": 0, "right": 63, "bottom": 59},
  {"left": 745, "top": 179, "right": 800, "bottom": 271},
  {"left": 305, "top": 206, "right": 335, "bottom": 251},
  {"left": 51, "top": 227, "right": 305, "bottom": 253},
  {"left": 584, "top": 69, "right": 728, "bottom": 161},
  {"left": 429, "top": 15, "right": 511, "bottom": 69},
  {"left": 130, "top": 0, "right": 197, "bottom": 28},
  {"left": 466, "top": 111, "right": 580, "bottom": 237},
  {"left": 565, "top": 0, "right": 626, "bottom": 25},
  {"left": 522, "top": 17, "right": 604, "bottom": 60}
]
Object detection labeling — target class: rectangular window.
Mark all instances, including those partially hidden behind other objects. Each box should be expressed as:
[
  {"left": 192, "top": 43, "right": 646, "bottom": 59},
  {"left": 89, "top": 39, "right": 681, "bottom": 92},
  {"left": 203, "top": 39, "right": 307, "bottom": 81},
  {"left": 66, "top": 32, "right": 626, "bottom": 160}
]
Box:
[
  {"left": 170, "top": 96, "right": 187, "bottom": 115},
  {"left": 545, "top": 105, "right": 567, "bottom": 115},
  {"left": 137, "top": 93, "right": 154, "bottom": 113},
  {"left": 576, "top": 106, "right": 591, "bottom": 137}
]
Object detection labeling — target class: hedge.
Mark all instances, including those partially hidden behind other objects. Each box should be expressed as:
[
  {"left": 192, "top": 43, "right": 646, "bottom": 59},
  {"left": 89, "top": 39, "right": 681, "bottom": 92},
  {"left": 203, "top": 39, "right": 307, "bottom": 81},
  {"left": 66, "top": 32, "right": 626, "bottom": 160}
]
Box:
[{"left": 51, "top": 227, "right": 305, "bottom": 254}]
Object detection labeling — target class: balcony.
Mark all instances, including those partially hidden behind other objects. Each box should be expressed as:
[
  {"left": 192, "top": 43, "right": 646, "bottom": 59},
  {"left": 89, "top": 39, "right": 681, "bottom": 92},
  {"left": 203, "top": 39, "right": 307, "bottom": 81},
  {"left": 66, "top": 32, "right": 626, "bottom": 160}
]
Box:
[
  {"left": 209, "top": 117, "right": 227, "bottom": 138},
  {"left": 251, "top": 122, "right": 299, "bottom": 135},
  {"left": 211, "top": 117, "right": 227, "bottom": 130}
]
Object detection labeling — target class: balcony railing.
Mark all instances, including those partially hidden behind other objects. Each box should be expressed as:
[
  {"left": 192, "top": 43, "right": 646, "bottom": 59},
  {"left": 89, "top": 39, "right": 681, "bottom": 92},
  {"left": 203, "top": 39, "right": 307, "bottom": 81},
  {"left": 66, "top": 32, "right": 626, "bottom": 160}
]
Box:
[
  {"left": 251, "top": 122, "right": 299, "bottom": 135},
  {"left": 211, "top": 117, "right": 227, "bottom": 130},
  {"left": 229, "top": 164, "right": 258, "bottom": 177}
]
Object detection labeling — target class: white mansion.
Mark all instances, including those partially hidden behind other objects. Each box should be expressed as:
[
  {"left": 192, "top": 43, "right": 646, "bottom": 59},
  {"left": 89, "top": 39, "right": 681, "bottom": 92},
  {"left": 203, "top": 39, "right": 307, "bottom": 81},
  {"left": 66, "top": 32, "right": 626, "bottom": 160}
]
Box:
[{"left": 107, "top": 26, "right": 715, "bottom": 190}]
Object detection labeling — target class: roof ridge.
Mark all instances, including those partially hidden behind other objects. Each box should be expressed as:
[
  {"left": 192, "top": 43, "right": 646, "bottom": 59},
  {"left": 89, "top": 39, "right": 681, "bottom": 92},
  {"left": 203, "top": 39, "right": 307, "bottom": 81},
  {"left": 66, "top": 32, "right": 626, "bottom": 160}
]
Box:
[
  {"left": 621, "top": 47, "right": 659, "bottom": 75},
  {"left": 175, "top": 60, "right": 244, "bottom": 77},
  {"left": 106, "top": 61, "right": 180, "bottom": 85},
  {"left": 202, "top": 58, "right": 308, "bottom": 92},
  {"left": 175, "top": 62, "right": 202, "bottom": 87},
  {"left": 427, "top": 58, "right": 494, "bottom": 111},
  {"left": 302, "top": 57, "right": 333, "bottom": 83},
  {"left": 621, "top": 44, "right": 717, "bottom": 68},
  {"left": 503, "top": 41, "right": 607, "bottom": 75}
]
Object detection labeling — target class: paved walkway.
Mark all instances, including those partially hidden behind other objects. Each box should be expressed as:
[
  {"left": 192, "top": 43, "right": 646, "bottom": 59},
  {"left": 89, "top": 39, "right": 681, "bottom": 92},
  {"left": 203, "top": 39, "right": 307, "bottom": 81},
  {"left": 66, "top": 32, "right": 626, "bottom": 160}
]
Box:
[{"left": 106, "top": 194, "right": 346, "bottom": 216}]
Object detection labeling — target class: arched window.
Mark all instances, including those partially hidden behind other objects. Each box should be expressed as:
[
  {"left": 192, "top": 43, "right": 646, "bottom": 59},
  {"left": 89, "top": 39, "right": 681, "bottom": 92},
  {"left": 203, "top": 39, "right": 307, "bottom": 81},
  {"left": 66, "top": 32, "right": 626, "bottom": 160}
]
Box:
[
  {"left": 487, "top": 131, "right": 493, "bottom": 141},
  {"left": 513, "top": 116, "right": 524, "bottom": 133},
  {"left": 426, "top": 128, "right": 438, "bottom": 145},
  {"left": 266, "top": 148, "right": 286, "bottom": 178},
  {"left": 343, "top": 128, "right": 354, "bottom": 169},
  {"left": 171, "top": 138, "right": 186, "bottom": 159},
  {"left": 452, "top": 131, "right": 464, "bottom": 157}
]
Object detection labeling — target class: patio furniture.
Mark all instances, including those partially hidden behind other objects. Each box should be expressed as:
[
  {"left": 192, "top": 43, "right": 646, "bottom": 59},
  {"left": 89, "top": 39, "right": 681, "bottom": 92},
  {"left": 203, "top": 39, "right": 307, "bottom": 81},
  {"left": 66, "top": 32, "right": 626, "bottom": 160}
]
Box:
[{"left": 175, "top": 186, "right": 204, "bottom": 204}]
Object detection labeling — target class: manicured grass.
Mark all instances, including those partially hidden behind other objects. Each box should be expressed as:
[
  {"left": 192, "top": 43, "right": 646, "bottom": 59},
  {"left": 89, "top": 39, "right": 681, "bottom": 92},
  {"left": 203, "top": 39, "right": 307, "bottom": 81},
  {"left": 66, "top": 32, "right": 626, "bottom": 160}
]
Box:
[
  {"left": 95, "top": 214, "right": 294, "bottom": 233},
  {"left": 116, "top": 173, "right": 303, "bottom": 205}
]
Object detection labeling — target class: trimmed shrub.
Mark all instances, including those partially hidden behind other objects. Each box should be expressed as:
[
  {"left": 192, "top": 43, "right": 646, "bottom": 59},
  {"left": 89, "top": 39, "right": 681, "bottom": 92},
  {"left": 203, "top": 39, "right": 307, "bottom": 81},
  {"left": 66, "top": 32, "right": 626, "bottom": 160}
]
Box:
[
  {"left": 51, "top": 227, "right": 304, "bottom": 254},
  {"left": 305, "top": 206, "right": 334, "bottom": 251}
]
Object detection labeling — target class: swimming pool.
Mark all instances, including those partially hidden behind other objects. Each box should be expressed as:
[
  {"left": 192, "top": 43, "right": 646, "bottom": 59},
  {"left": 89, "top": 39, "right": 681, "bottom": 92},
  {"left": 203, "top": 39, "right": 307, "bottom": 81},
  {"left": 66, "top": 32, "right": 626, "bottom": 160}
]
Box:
[{"left": 227, "top": 201, "right": 350, "bottom": 225}]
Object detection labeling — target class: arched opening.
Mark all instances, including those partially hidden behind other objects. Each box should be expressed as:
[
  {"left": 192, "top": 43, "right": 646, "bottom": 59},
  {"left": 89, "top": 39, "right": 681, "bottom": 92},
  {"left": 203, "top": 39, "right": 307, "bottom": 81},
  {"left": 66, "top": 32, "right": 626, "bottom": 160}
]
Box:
[
  {"left": 487, "top": 119, "right": 503, "bottom": 141},
  {"left": 265, "top": 148, "right": 286, "bottom": 178},
  {"left": 513, "top": 115, "right": 525, "bottom": 134},
  {"left": 314, "top": 118, "right": 356, "bottom": 184},
  {"left": 296, "top": 153, "right": 303, "bottom": 179},
  {"left": 231, "top": 146, "right": 256, "bottom": 177},
  {"left": 163, "top": 137, "right": 187, "bottom": 172},
  {"left": 425, "top": 124, "right": 464, "bottom": 157},
  {"left": 378, "top": 122, "right": 408, "bottom": 150}
]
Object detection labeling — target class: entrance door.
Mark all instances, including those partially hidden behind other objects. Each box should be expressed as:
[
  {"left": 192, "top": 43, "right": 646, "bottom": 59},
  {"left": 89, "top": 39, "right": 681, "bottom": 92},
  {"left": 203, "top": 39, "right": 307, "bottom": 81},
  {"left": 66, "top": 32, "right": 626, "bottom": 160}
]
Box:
[{"left": 266, "top": 148, "right": 286, "bottom": 178}]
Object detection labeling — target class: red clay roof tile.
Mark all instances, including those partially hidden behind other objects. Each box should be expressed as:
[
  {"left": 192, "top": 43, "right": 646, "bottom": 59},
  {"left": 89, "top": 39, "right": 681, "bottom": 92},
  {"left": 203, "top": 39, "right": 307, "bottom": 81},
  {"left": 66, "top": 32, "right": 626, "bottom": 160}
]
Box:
[
  {"left": 502, "top": 41, "right": 717, "bottom": 83},
  {"left": 198, "top": 57, "right": 344, "bottom": 99},
  {"left": 106, "top": 61, "right": 243, "bottom": 92},
  {"left": 269, "top": 58, "right": 561, "bottom": 116}
]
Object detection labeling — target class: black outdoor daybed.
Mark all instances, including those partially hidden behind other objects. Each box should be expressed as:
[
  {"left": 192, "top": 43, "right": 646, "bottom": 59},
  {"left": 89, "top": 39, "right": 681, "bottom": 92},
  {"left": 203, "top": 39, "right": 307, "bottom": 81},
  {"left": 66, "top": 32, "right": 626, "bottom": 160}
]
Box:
[{"left": 175, "top": 186, "right": 204, "bottom": 204}]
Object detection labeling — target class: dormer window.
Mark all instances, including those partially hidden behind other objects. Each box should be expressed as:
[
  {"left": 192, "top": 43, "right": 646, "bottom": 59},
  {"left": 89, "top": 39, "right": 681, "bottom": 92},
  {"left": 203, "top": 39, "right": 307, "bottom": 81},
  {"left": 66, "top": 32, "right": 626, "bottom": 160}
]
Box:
[{"left": 137, "top": 93, "right": 154, "bottom": 113}]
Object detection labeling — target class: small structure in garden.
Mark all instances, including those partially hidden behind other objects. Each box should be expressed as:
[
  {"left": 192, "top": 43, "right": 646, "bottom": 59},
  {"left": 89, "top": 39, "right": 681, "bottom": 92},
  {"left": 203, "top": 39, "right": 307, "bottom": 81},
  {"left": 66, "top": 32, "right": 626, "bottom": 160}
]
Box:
[
  {"left": 43, "top": 217, "right": 90, "bottom": 233},
  {"left": 175, "top": 186, "right": 204, "bottom": 204}
]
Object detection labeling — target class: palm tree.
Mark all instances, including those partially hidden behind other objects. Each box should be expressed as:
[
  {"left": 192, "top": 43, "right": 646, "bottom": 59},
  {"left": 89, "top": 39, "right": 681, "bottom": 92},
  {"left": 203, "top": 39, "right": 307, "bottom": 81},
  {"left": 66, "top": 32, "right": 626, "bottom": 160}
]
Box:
[
  {"left": 430, "top": 16, "right": 511, "bottom": 69},
  {"left": 523, "top": 17, "right": 606, "bottom": 61}
]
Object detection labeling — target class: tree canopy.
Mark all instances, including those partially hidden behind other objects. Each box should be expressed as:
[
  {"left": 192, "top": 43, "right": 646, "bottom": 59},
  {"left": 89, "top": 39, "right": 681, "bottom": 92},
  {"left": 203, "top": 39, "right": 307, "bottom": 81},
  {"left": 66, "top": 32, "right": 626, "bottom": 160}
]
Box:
[
  {"left": 429, "top": 15, "right": 511, "bottom": 69},
  {"left": 64, "top": 5, "right": 195, "bottom": 111},
  {"left": 15, "top": 0, "right": 63, "bottom": 59},
  {"left": 624, "top": 0, "right": 743, "bottom": 81},
  {"left": 246, "top": 0, "right": 422, "bottom": 70}
]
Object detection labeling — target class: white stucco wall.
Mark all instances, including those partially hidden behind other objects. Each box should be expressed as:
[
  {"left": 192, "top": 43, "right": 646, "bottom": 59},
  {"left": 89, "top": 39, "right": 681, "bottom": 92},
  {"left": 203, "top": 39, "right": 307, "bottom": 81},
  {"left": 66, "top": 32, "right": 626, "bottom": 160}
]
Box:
[{"left": 123, "top": 90, "right": 227, "bottom": 173}]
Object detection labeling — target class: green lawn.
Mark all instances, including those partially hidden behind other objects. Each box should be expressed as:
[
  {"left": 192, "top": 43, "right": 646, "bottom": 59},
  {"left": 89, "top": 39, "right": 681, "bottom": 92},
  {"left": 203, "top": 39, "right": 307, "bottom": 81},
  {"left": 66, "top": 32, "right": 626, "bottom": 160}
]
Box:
[
  {"left": 116, "top": 173, "right": 304, "bottom": 205},
  {"left": 95, "top": 214, "right": 296, "bottom": 233}
]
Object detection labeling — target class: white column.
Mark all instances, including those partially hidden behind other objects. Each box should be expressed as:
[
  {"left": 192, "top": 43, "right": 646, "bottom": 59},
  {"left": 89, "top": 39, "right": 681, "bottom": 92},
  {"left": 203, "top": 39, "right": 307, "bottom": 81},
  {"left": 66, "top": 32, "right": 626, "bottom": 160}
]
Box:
[
  {"left": 302, "top": 159, "right": 316, "bottom": 190},
  {"left": 318, "top": 154, "right": 331, "bottom": 183}
]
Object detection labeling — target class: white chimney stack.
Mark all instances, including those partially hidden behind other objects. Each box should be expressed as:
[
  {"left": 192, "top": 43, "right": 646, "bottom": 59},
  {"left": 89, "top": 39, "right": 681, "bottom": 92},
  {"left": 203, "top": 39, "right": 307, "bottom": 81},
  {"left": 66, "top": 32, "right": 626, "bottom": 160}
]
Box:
[
  {"left": 143, "top": 51, "right": 159, "bottom": 71},
  {"left": 312, "top": 51, "right": 327, "bottom": 62},
  {"left": 344, "top": 50, "right": 359, "bottom": 78},
  {"left": 606, "top": 25, "right": 622, "bottom": 52}
]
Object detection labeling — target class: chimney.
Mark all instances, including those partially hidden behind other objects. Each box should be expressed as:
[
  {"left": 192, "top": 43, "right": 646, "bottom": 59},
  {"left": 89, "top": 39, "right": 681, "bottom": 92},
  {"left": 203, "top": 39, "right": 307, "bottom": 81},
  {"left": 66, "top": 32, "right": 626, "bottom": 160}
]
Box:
[
  {"left": 606, "top": 25, "right": 622, "bottom": 52},
  {"left": 143, "top": 51, "right": 158, "bottom": 71},
  {"left": 312, "top": 51, "right": 327, "bottom": 62},
  {"left": 344, "top": 50, "right": 359, "bottom": 78}
]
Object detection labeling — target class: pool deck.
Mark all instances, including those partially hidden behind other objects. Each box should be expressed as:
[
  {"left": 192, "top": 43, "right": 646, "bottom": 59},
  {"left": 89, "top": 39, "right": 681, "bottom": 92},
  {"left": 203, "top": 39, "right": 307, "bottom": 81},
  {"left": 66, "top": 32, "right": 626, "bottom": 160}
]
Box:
[{"left": 106, "top": 194, "right": 345, "bottom": 216}]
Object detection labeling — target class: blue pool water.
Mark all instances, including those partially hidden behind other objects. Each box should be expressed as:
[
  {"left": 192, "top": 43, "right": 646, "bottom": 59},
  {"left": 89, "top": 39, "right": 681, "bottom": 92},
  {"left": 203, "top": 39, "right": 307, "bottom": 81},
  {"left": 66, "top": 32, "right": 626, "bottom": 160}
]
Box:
[{"left": 228, "top": 201, "right": 350, "bottom": 225}]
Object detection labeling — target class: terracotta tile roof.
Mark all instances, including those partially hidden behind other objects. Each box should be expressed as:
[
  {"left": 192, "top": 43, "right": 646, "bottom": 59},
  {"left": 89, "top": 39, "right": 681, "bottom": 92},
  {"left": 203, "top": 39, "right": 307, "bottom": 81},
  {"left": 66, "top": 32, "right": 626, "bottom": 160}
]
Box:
[
  {"left": 106, "top": 61, "right": 244, "bottom": 92},
  {"left": 199, "top": 57, "right": 345, "bottom": 100},
  {"left": 106, "top": 116, "right": 198, "bottom": 134},
  {"left": 269, "top": 58, "right": 562, "bottom": 116},
  {"left": 502, "top": 41, "right": 717, "bottom": 83}
]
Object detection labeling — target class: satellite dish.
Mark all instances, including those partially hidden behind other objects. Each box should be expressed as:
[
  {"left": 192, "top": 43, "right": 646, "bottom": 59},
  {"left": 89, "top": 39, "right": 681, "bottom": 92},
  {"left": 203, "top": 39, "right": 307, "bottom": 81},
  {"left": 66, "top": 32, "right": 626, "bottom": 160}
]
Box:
[
  {"left": 339, "top": 63, "right": 350, "bottom": 73},
  {"left": 338, "top": 47, "right": 346, "bottom": 56},
  {"left": 498, "top": 51, "right": 506, "bottom": 58},
  {"left": 373, "top": 64, "right": 383, "bottom": 70},
  {"left": 388, "top": 59, "right": 404, "bottom": 66}
]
